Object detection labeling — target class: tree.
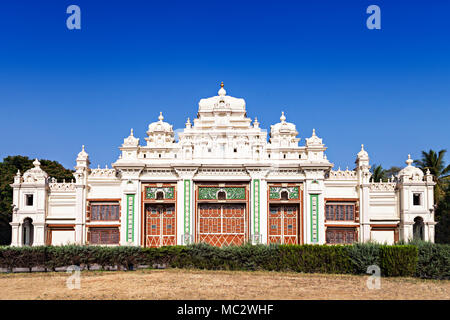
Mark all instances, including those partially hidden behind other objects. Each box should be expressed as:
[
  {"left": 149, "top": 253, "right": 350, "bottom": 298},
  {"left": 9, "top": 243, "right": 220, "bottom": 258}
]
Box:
[
  {"left": 0, "top": 156, "right": 74, "bottom": 245},
  {"left": 370, "top": 164, "right": 386, "bottom": 182},
  {"left": 384, "top": 166, "right": 401, "bottom": 180},
  {"left": 414, "top": 149, "right": 450, "bottom": 204},
  {"left": 435, "top": 186, "right": 450, "bottom": 243}
]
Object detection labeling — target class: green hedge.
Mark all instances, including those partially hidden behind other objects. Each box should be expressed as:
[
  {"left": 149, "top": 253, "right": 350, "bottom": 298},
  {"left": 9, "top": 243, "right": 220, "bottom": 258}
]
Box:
[
  {"left": 0, "top": 242, "right": 446, "bottom": 279},
  {"left": 379, "top": 245, "right": 417, "bottom": 277}
]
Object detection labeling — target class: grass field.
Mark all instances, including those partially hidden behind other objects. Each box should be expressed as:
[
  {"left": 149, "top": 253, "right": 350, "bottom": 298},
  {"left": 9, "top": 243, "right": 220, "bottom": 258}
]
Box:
[{"left": 0, "top": 269, "right": 448, "bottom": 300}]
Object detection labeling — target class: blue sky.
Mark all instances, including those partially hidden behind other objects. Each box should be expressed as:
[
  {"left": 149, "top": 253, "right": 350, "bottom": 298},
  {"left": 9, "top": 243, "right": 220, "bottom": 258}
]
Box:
[{"left": 0, "top": 0, "right": 449, "bottom": 170}]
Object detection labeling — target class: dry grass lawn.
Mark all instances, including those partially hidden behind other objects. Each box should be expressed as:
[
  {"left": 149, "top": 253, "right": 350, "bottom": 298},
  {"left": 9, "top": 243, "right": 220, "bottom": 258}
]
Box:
[{"left": 0, "top": 269, "right": 448, "bottom": 300}]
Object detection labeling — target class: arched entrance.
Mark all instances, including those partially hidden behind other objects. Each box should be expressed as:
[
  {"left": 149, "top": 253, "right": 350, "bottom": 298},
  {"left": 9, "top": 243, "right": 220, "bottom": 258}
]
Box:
[
  {"left": 413, "top": 216, "right": 424, "bottom": 241},
  {"left": 22, "top": 218, "right": 34, "bottom": 246}
]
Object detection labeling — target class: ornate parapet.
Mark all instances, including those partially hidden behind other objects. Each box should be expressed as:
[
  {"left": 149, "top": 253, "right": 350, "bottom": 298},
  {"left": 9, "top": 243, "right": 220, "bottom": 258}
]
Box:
[
  {"left": 369, "top": 182, "right": 397, "bottom": 192},
  {"left": 326, "top": 168, "right": 357, "bottom": 180},
  {"left": 89, "top": 167, "right": 119, "bottom": 178},
  {"left": 49, "top": 180, "right": 76, "bottom": 192}
]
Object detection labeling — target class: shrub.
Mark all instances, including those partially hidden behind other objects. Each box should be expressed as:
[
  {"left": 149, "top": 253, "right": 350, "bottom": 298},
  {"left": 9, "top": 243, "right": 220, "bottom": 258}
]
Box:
[
  {"left": 346, "top": 242, "right": 381, "bottom": 274},
  {"left": 413, "top": 241, "right": 450, "bottom": 280},
  {"left": 379, "top": 245, "right": 417, "bottom": 277},
  {"left": 1, "top": 243, "right": 447, "bottom": 279}
]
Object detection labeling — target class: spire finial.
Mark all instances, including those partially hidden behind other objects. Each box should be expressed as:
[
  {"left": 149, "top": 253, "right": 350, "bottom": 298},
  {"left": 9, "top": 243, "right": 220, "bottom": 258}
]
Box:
[
  {"left": 33, "top": 158, "right": 40, "bottom": 168},
  {"left": 218, "top": 82, "right": 226, "bottom": 96},
  {"left": 82, "top": 145, "right": 85, "bottom": 151},
  {"left": 280, "top": 111, "right": 286, "bottom": 123},
  {"left": 186, "top": 117, "right": 192, "bottom": 128},
  {"left": 312, "top": 128, "right": 316, "bottom": 136},
  {"left": 130, "top": 128, "right": 134, "bottom": 136},
  {"left": 253, "top": 117, "right": 259, "bottom": 128},
  {"left": 361, "top": 144, "right": 364, "bottom": 151},
  {"left": 406, "top": 154, "right": 413, "bottom": 166},
  {"left": 158, "top": 112, "right": 164, "bottom": 122}
]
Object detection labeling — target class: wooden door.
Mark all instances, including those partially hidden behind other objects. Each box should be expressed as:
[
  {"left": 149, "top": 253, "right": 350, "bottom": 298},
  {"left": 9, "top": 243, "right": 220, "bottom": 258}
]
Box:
[
  {"left": 198, "top": 203, "right": 246, "bottom": 247},
  {"left": 145, "top": 204, "right": 176, "bottom": 247},
  {"left": 268, "top": 205, "right": 299, "bottom": 244}
]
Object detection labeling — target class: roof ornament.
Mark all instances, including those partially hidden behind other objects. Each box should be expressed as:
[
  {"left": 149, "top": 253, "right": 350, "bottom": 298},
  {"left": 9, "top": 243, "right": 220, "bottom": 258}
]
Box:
[
  {"left": 186, "top": 117, "right": 192, "bottom": 128},
  {"left": 33, "top": 158, "right": 40, "bottom": 168},
  {"left": 130, "top": 128, "right": 134, "bottom": 136},
  {"left": 158, "top": 112, "right": 164, "bottom": 122},
  {"left": 253, "top": 117, "right": 259, "bottom": 128},
  {"left": 406, "top": 154, "right": 413, "bottom": 166},
  {"left": 218, "top": 81, "right": 226, "bottom": 96},
  {"left": 312, "top": 128, "right": 316, "bottom": 136},
  {"left": 280, "top": 111, "right": 286, "bottom": 123}
]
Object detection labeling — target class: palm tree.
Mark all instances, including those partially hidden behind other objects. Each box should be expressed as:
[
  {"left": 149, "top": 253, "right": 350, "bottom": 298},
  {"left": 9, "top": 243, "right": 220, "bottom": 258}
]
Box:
[
  {"left": 414, "top": 149, "right": 450, "bottom": 204},
  {"left": 370, "top": 164, "right": 386, "bottom": 182}
]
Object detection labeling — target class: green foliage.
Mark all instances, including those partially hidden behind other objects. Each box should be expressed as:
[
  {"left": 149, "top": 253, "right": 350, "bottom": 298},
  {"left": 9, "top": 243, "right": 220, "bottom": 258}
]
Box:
[
  {"left": 370, "top": 164, "right": 387, "bottom": 182},
  {"left": 410, "top": 240, "right": 450, "bottom": 280},
  {"left": 414, "top": 149, "right": 450, "bottom": 204},
  {"left": 379, "top": 245, "right": 417, "bottom": 277},
  {"left": 0, "top": 243, "right": 447, "bottom": 279},
  {"left": 0, "top": 156, "right": 74, "bottom": 245},
  {"left": 435, "top": 186, "right": 450, "bottom": 244},
  {"left": 345, "top": 242, "right": 381, "bottom": 273}
]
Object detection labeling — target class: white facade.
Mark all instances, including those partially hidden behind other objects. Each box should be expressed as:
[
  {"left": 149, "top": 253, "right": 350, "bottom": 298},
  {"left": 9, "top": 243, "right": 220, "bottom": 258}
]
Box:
[{"left": 10, "top": 83, "right": 436, "bottom": 247}]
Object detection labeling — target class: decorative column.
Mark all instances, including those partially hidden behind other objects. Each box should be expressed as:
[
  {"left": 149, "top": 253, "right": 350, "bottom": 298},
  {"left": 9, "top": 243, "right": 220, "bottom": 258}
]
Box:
[
  {"left": 356, "top": 144, "right": 371, "bottom": 243},
  {"left": 74, "top": 145, "right": 89, "bottom": 245},
  {"left": 122, "top": 179, "right": 138, "bottom": 245},
  {"left": 247, "top": 167, "right": 269, "bottom": 244},
  {"left": 303, "top": 169, "right": 326, "bottom": 244},
  {"left": 175, "top": 167, "right": 197, "bottom": 245}
]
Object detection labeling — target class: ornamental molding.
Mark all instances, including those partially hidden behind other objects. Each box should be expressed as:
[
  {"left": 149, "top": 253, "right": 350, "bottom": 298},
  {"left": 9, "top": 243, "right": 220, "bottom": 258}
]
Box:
[
  {"left": 49, "top": 182, "right": 76, "bottom": 192},
  {"left": 196, "top": 168, "right": 248, "bottom": 176},
  {"left": 326, "top": 169, "right": 357, "bottom": 180},
  {"left": 89, "top": 168, "right": 119, "bottom": 178},
  {"left": 141, "top": 168, "right": 176, "bottom": 176},
  {"left": 369, "top": 182, "right": 397, "bottom": 192}
]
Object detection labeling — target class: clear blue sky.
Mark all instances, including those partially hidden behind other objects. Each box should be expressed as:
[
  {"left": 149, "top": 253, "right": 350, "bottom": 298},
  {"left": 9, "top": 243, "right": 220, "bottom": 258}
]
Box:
[{"left": 0, "top": 0, "right": 448, "bottom": 170}]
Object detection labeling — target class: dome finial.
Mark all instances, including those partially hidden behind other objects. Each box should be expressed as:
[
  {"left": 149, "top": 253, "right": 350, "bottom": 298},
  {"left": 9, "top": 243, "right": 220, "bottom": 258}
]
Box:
[
  {"left": 186, "top": 117, "right": 192, "bottom": 128},
  {"left": 158, "top": 112, "right": 164, "bottom": 122},
  {"left": 280, "top": 111, "right": 286, "bottom": 123},
  {"left": 406, "top": 154, "right": 413, "bottom": 166},
  {"left": 130, "top": 128, "right": 134, "bottom": 136},
  {"left": 33, "top": 158, "right": 40, "bottom": 168},
  {"left": 253, "top": 117, "right": 259, "bottom": 128},
  {"left": 312, "top": 128, "right": 316, "bottom": 136},
  {"left": 218, "top": 82, "right": 226, "bottom": 96}
]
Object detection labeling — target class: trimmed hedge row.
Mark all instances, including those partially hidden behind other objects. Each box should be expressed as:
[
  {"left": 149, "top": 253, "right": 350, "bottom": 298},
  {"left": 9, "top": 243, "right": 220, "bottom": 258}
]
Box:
[{"left": 0, "top": 242, "right": 447, "bottom": 278}]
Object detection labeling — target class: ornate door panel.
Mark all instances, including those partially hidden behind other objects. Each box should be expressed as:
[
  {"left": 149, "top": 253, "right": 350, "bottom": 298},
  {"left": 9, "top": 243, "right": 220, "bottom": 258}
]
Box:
[
  {"left": 198, "top": 203, "right": 246, "bottom": 247},
  {"left": 268, "top": 205, "right": 299, "bottom": 244},
  {"left": 145, "top": 204, "right": 176, "bottom": 247}
]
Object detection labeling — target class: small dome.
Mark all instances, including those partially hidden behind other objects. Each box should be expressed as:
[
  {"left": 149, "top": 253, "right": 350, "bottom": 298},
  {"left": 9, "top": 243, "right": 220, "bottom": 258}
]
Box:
[
  {"left": 123, "top": 128, "right": 139, "bottom": 147},
  {"left": 270, "top": 111, "right": 297, "bottom": 135},
  {"left": 22, "top": 158, "right": 48, "bottom": 183},
  {"left": 77, "top": 145, "right": 89, "bottom": 160},
  {"left": 305, "top": 128, "right": 323, "bottom": 146},
  {"left": 357, "top": 144, "right": 369, "bottom": 159},
  {"left": 399, "top": 154, "right": 423, "bottom": 178},
  {"left": 148, "top": 112, "right": 173, "bottom": 133}
]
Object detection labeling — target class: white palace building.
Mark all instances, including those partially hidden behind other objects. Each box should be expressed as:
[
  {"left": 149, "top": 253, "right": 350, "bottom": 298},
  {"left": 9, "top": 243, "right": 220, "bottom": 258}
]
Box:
[{"left": 10, "top": 83, "right": 436, "bottom": 247}]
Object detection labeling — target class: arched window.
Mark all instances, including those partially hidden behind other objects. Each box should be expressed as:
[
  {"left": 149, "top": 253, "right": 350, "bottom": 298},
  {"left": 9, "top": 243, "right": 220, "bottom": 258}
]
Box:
[
  {"left": 280, "top": 190, "right": 289, "bottom": 200},
  {"left": 22, "top": 218, "right": 34, "bottom": 246},
  {"left": 156, "top": 191, "right": 164, "bottom": 200},
  {"left": 413, "top": 216, "right": 424, "bottom": 241},
  {"left": 217, "top": 190, "right": 226, "bottom": 200}
]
